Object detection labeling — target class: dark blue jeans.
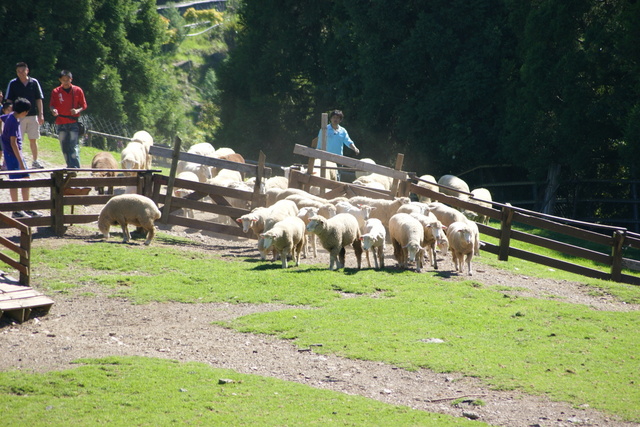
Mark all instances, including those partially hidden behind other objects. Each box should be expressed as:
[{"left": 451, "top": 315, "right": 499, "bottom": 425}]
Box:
[{"left": 58, "top": 122, "right": 81, "bottom": 168}]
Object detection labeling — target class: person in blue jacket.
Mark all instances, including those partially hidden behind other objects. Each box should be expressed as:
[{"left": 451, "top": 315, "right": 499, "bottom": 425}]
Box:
[{"left": 317, "top": 110, "right": 360, "bottom": 156}]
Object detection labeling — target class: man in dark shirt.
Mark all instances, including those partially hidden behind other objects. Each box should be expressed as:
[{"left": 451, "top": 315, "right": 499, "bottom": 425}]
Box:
[{"left": 5, "top": 62, "right": 46, "bottom": 168}]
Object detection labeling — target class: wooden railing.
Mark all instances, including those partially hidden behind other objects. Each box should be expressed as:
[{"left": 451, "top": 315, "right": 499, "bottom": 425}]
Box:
[{"left": 0, "top": 212, "right": 31, "bottom": 286}]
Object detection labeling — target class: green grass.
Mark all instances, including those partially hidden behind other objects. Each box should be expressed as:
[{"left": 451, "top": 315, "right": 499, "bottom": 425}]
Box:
[
  {"left": 0, "top": 356, "right": 478, "bottom": 426},
  {"left": 28, "top": 239, "right": 640, "bottom": 422}
]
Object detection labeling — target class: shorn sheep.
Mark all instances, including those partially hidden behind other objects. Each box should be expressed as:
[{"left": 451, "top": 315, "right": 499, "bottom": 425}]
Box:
[
  {"left": 360, "top": 218, "right": 386, "bottom": 269},
  {"left": 90, "top": 151, "right": 118, "bottom": 195},
  {"left": 389, "top": 213, "right": 425, "bottom": 272},
  {"left": 306, "top": 213, "right": 363, "bottom": 270},
  {"left": 446, "top": 220, "right": 477, "bottom": 275},
  {"left": 260, "top": 216, "right": 307, "bottom": 268},
  {"left": 98, "top": 194, "right": 161, "bottom": 245}
]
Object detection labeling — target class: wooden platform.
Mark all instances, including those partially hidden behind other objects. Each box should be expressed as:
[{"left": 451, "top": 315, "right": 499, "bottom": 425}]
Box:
[{"left": 0, "top": 276, "right": 54, "bottom": 323}]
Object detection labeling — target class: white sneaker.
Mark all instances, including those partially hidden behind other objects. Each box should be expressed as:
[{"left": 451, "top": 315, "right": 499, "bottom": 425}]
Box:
[{"left": 31, "top": 160, "right": 45, "bottom": 169}]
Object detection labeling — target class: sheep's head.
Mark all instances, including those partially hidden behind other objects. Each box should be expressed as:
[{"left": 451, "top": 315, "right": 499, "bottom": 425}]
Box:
[
  {"left": 403, "top": 242, "right": 422, "bottom": 262},
  {"left": 237, "top": 214, "right": 258, "bottom": 233},
  {"left": 260, "top": 231, "right": 276, "bottom": 250},
  {"left": 360, "top": 234, "right": 375, "bottom": 251},
  {"left": 305, "top": 215, "right": 327, "bottom": 234}
]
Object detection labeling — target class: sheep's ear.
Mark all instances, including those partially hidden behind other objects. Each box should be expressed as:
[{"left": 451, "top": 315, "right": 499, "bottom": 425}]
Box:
[
  {"left": 359, "top": 236, "right": 364, "bottom": 241},
  {"left": 442, "top": 225, "right": 447, "bottom": 230},
  {"left": 251, "top": 218, "right": 258, "bottom": 223},
  {"left": 236, "top": 218, "right": 243, "bottom": 223}
]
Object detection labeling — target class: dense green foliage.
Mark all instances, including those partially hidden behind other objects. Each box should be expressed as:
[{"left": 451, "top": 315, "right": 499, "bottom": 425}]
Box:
[
  {"left": 0, "top": 0, "right": 188, "bottom": 139},
  {"left": 214, "top": 0, "right": 640, "bottom": 184}
]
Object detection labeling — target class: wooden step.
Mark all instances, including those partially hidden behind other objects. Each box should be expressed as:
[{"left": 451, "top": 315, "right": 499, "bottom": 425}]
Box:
[{"left": 0, "top": 280, "right": 54, "bottom": 323}]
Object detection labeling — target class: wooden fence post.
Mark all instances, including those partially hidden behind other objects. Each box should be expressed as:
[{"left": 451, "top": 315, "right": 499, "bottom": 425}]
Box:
[
  {"left": 161, "top": 136, "right": 182, "bottom": 223},
  {"left": 251, "top": 151, "right": 267, "bottom": 209},
  {"left": 51, "top": 170, "right": 72, "bottom": 237},
  {"left": 19, "top": 227, "right": 31, "bottom": 286},
  {"left": 611, "top": 229, "right": 626, "bottom": 282},
  {"left": 390, "top": 153, "right": 404, "bottom": 197},
  {"left": 498, "top": 205, "right": 514, "bottom": 261}
]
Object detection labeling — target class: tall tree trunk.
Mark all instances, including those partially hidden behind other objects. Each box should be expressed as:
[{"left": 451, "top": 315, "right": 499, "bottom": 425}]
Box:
[{"left": 541, "top": 163, "right": 561, "bottom": 215}]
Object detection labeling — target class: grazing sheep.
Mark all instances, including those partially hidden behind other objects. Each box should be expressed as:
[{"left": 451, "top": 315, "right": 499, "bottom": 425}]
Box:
[
  {"left": 131, "top": 130, "right": 154, "bottom": 169},
  {"left": 306, "top": 213, "right": 363, "bottom": 270},
  {"left": 360, "top": 218, "right": 386, "bottom": 269},
  {"left": 464, "top": 188, "right": 493, "bottom": 225},
  {"left": 414, "top": 174, "right": 439, "bottom": 203},
  {"left": 98, "top": 194, "right": 161, "bottom": 245},
  {"left": 427, "top": 202, "right": 468, "bottom": 227},
  {"left": 437, "top": 174, "right": 470, "bottom": 201},
  {"left": 335, "top": 201, "right": 373, "bottom": 232},
  {"left": 410, "top": 212, "right": 445, "bottom": 270},
  {"left": 389, "top": 213, "right": 425, "bottom": 272},
  {"left": 447, "top": 220, "right": 477, "bottom": 275},
  {"left": 260, "top": 216, "right": 307, "bottom": 268},
  {"left": 90, "top": 151, "right": 118, "bottom": 195},
  {"left": 258, "top": 200, "right": 299, "bottom": 260}
]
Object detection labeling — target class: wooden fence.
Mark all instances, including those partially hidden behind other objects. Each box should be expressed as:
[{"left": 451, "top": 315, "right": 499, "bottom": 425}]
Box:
[{"left": 0, "top": 212, "right": 31, "bottom": 286}]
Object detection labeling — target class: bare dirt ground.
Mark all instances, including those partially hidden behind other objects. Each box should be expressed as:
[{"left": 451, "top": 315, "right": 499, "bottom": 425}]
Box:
[{"left": 1, "top": 179, "right": 639, "bottom": 426}]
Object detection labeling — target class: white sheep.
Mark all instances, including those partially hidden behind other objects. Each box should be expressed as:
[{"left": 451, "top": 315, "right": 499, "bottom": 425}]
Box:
[
  {"left": 396, "top": 201, "right": 431, "bottom": 216},
  {"left": 414, "top": 174, "right": 439, "bottom": 203},
  {"left": 176, "top": 142, "right": 217, "bottom": 183},
  {"left": 98, "top": 194, "right": 161, "bottom": 245},
  {"left": 174, "top": 170, "right": 201, "bottom": 218},
  {"left": 389, "top": 213, "right": 425, "bottom": 272},
  {"left": 352, "top": 173, "right": 393, "bottom": 191},
  {"left": 348, "top": 196, "right": 411, "bottom": 233},
  {"left": 354, "top": 158, "right": 377, "bottom": 179},
  {"left": 427, "top": 202, "right": 468, "bottom": 227},
  {"left": 464, "top": 188, "right": 493, "bottom": 225},
  {"left": 306, "top": 213, "right": 363, "bottom": 270},
  {"left": 360, "top": 218, "right": 386, "bottom": 269},
  {"left": 121, "top": 141, "right": 146, "bottom": 174},
  {"left": 260, "top": 216, "right": 307, "bottom": 268},
  {"left": 284, "top": 194, "right": 338, "bottom": 216},
  {"left": 335, "top": 201, "right": 373, "bottom": 232},
  {"left": 410, "top": 212, "right": 445, "bottom": 270},
  {"left": 258, "top": 200, "right": 299, "bottom": 260},
  {"left": 446, "top": 220, "right": 477, "bottom": 275},
  {"left": 437, "top": 174, "right": 470, "bottom": 201},
  {"left": 297, "top": 204, "right": 337, "bottom": 258},
  {"left": 90, "top": 151, "right": 118, "bottom": 195},
  {"left": 131, "top": 130, "right": 154, "bottom": 169}
]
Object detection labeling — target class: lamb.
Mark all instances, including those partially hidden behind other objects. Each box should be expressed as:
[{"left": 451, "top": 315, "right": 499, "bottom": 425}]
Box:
[
  {"left": 388, "top": 213, "right": 425, "bottom": 272},
  {"left": 335, "top": 201, "right": 373, "bottom": 232},
  {"left": 260, "top": 216, "right": 306, "bottom": 268},
  {"left": 348, "top": 196, "right": 411, "bottom": 231},
  {"left": 437, "top": 174, "right": 470, "bottom": 201},
  {"left": 90, "top": 151, "right": 118, "bottom": 195},
  {"left": 446, "top": 220, "right": 477, "bottom": 275},
  {"left": 464, "top": 187, "right": 493, "bottom": 225},
  {"left": 98, "top": 194, "right": 161, "bottom": 245},
  {"left": 131, "top": 130, "right": 154, "bottom": 169},
  {"left": 173, "top": 170, "right": 201, "bottom": 218},
  {"left": 414, "top": 174, "right": 439, "bottom": 203},
  {"left": 410, "top": 212, "right": 445, "bottom": 270},
  {"left": 306, "top": 213, "right": 363, "bottom": 270},
  {"left": 360, "top": 218, "right": 386, "bottom": 269},
  {"left": 297, "top": 204, "right": 337, "bottom": 258}
]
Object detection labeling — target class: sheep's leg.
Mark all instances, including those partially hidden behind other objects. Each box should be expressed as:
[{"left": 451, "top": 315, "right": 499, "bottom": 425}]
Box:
[
  {"left": 294, "top": 240, "right": 303, "bottom": 266},
  {"left": 338, "top": 247, "right": 346, "bottom": 269},
  {"left": 392, "top": 240, "right": 402, "bottom": 267},
  {"left": 311, "top": 234, "right": 317, "bottom": 258},
  {"left": 120, "top": 223, "right": 131, "bottom": 243},
  {"left": 352, "top": 239, "right": 363, "bottom": 270},
  {"left": 143, "top": 226, "right": 155, "bottom": 246},
  {"left": 329, "top": 250, "right": 338, "bottom": 270},
  {"left": 364, "top": 249, "right": 372, "bottom": 269},
  {"left": 466, "top": 253, "right": 473, "bottom": 276},
  {"left": 416, "top": 248, "right": 424, "bottom": 273},
  {"left": 431, "top": 245, "right": 438, "bottom": 270},
  {"left": 377, "top": 246, "right": 384, "bottom": 269},
  {"left": 281, "top": 249, "right": 289, "bottom": 268}
]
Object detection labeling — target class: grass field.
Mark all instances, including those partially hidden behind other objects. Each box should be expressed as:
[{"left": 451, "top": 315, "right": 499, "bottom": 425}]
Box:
[{"left": 1, "top": 136, "right": 638, "bottom": 424}]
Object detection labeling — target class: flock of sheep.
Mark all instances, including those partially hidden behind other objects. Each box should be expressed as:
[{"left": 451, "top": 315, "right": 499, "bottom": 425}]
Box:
[{"left": 92, "top": 136, "right": 493, "bottom": 276}]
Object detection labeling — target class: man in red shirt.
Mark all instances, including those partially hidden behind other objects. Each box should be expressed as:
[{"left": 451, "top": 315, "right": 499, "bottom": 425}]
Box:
[{"left": 50, "top": 70, "right": 87, "bottom": 168}]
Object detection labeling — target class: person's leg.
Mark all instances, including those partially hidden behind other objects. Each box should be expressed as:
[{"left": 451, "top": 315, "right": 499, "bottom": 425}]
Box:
[
  {"left": 9, "top": 187, "right": 18, "bottom": 202},
  {"left": 30, "top": 138, "right": 38, "bottom": 162},
  {"left": 67, "top": 123, "right": 81, "bottom": 168},
  {"left": 21, "top": 186, "right": 29, "bottom": 201}
]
